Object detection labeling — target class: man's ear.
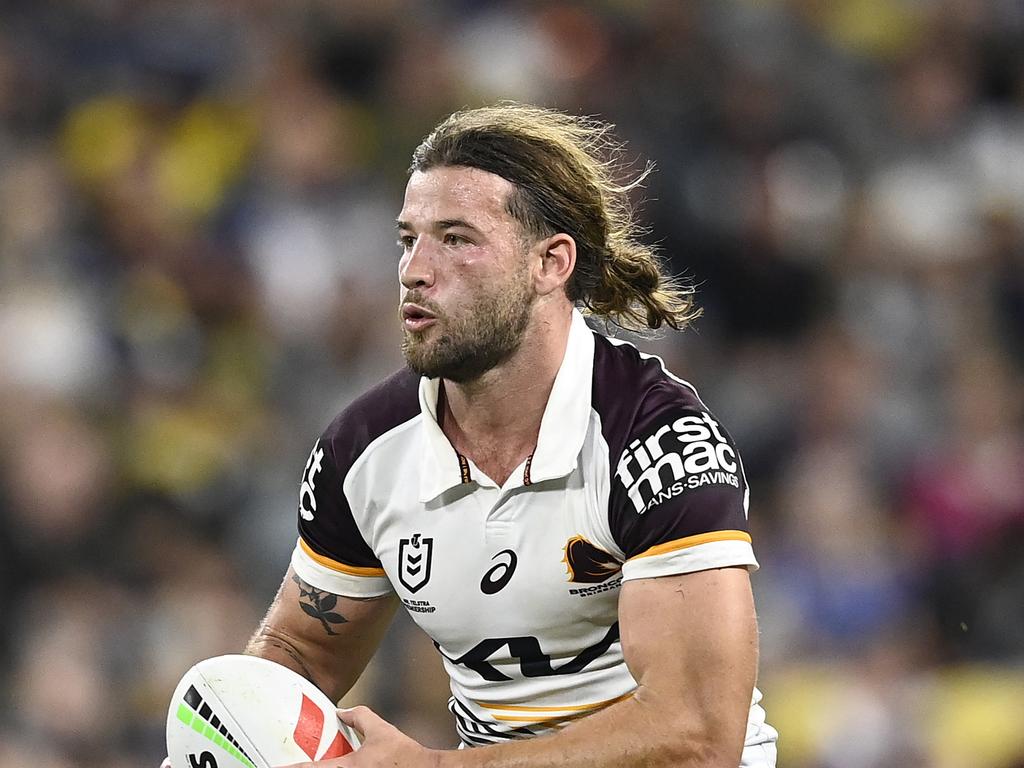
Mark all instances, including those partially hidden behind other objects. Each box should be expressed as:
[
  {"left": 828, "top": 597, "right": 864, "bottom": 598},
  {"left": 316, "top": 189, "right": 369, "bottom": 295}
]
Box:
[{"left": 533, "top": 233, "right": 577, "bottom": 296}]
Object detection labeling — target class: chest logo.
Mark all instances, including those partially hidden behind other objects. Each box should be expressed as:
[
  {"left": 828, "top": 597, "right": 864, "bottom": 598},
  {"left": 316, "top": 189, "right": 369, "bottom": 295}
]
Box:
[
  {"left": 563, "top": 536, "right": 622, "bottom": 583},
  {"left": 398, "top": 534, "right": 434, "bottom": 593},
  {"left": 480, "top": 550, "right": 518, "bottom": 595},
  {"left": 439, "top": 622, "right": 621, "bottom": 682}
]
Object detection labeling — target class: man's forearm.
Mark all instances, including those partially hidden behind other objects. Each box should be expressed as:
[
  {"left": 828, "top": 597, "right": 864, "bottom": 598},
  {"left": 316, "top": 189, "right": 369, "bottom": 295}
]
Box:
[
  {"left": 242, "top": 569, "right": 398, "bottom": 703},
  {"left": 245, "top": 626, "right": 329, "bottom": 693},
  {"left": 437, "top": 690, "right": 744, "bottom": 768}
]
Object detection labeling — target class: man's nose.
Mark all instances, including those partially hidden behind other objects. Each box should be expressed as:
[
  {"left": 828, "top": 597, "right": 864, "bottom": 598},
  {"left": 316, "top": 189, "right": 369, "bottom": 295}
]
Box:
[{"left": 400, "top": 238, "right": 435, "bottom": 289}]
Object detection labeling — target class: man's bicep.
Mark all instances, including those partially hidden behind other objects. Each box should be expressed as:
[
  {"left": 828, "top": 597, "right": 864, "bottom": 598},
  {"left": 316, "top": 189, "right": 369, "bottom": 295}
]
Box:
[
  {"left": 247, "top": 565, "right": 398, "bottom": 702},
  {"left": 619, "top": 567, "right": 757, "bottom": 763}
]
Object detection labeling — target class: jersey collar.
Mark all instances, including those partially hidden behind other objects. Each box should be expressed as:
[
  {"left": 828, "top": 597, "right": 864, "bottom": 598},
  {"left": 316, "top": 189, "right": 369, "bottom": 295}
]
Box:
[{"left": 416, "top": 308, "right": 595, "bottom": 502}]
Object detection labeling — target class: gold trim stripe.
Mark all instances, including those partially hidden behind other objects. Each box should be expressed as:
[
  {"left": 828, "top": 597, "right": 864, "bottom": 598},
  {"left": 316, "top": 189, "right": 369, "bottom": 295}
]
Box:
[
  {"left": 492, "top": 712, "right": 587, "bottom": 726},
  {"left": 629, "top": 530, "right": 752, "bottom": 561},
  {"left": 481, "top": 691, "right": 636, "bottom": 728},
  {"left": 299, "top": 538, "right": 387, "bottom": 577},
  {"left": 476, "top": 690, "right": 635, "bottom": 714}
]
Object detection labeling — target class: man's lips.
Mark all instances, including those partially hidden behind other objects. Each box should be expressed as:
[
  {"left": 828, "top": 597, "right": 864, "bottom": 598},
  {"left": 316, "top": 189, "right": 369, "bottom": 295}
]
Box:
[{"left": 401, "top": 303, "right": 438, "bottom": 331}]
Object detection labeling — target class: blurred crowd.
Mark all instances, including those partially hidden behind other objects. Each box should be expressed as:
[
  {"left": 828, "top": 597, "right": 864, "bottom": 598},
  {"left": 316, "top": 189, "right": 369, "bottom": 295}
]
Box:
[{"left": 0, "top": 1, "right": 1022, "bottom": 766}]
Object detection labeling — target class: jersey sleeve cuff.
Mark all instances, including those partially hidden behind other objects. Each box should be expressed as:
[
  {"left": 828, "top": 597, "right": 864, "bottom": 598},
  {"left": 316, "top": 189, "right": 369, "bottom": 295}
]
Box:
[
  {"left": 291, "top": 539, "right": 393, "bottom": 598},
  {"left": 621, "top": 532, "right": 758, "bottom": 581}
]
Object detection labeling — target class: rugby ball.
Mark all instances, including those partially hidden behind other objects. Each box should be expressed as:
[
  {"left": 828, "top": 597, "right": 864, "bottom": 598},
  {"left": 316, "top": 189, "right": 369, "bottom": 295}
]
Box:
[{"left": 166, "top": 654, "right": 360, "bottom": 768}]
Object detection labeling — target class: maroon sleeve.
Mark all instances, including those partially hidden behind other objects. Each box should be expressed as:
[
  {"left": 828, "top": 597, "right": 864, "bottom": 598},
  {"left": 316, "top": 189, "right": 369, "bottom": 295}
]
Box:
[
  {"left": 608, "top": 403, "right": 751, "bottom": 560},
  {"left": 295, "top": 367, "right": 421, "bottom": 570},
  {"left": 296, "top": 433, "right": 381, "bottom": 570}
]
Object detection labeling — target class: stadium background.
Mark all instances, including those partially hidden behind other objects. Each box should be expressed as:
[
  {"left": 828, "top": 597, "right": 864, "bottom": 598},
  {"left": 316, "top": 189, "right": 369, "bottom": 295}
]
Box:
[{"left": 1, "top": 0, "right": 1023, "bottom": 766}]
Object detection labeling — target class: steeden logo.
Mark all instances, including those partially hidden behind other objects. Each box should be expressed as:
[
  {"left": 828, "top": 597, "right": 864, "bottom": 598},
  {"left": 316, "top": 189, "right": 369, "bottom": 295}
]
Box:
[{"left": 293, "top": 693, "right": 353, "bottom": 761}]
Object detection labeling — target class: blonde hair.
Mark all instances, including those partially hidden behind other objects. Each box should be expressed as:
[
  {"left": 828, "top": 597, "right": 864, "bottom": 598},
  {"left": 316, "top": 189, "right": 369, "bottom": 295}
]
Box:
[{"left": 410, "top": 103, "right": 700, "bottom": 332}]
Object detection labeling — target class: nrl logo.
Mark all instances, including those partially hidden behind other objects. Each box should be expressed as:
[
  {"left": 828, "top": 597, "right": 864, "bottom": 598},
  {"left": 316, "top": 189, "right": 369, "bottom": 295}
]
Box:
[{"left": 398, "top": 534, "right": 434, "bottom": 593}]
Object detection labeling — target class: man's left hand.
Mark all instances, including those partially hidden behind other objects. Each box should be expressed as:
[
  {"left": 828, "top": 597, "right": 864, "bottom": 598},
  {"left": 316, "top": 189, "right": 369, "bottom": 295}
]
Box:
[{"left": 282, "top": 706, "right": 442, "bottom": 768}]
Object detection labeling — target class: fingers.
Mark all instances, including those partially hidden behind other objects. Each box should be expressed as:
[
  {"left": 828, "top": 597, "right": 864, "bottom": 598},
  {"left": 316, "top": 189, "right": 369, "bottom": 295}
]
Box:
[
  {"left": 275, "top": 708, "right": 382, "bottom": 767},
  {"left": 337, "top": 704, "right": 386, "bottom": 736}
]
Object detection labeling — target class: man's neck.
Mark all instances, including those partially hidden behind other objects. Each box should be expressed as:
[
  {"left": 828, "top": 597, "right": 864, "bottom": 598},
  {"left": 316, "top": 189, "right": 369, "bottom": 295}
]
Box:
[{"left": 440, "top": 307, "right": 573, "bottom": 483}]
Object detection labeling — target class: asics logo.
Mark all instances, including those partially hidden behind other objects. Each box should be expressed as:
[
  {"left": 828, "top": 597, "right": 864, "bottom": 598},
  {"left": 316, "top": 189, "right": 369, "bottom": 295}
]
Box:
[{"left": 480, "top": 550, "right": 518, "bottom": 595}]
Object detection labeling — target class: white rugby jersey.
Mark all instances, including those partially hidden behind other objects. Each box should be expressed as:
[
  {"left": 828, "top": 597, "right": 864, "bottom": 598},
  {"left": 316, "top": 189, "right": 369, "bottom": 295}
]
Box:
[{"left": 291, "top": 310, "right": 778, "bottom": 766}]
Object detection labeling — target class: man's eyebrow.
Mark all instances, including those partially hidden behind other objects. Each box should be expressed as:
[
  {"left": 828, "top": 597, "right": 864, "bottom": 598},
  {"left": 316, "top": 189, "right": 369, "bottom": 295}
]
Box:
[
  {"left": 435, "top": 218, "right": 480, "bottom": 232},
  {"left": 395, "top": 218, "right": 482, "bottom": 233}
]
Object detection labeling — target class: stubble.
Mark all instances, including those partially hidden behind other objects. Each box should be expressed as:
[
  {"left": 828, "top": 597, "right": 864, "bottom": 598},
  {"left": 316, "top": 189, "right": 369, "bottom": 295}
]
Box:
[{"left": 401, "top": 273, "right": 534, "bottom": 383}]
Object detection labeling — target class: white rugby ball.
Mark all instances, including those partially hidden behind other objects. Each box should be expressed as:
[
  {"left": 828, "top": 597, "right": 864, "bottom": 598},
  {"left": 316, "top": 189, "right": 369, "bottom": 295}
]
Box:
[{"left": 166, "top": 654, "right": 360, "bottom": 768}]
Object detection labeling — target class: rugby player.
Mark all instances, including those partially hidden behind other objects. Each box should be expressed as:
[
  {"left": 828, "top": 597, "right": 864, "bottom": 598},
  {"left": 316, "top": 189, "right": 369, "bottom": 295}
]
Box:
[{"left": 173, "top": 103, "right": 779, "bottom": 767}]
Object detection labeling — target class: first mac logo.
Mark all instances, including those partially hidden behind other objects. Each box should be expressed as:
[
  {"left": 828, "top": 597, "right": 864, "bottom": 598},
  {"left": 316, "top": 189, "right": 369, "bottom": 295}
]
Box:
[
  {"left": 616, "top": 411, "right": 740, "bottom": 514},
  {"left": 399, "top": 534, "right": 433, "bottom": 593},
  {"left": 299, "top": 439, "right": 326, "bottom": 521}
]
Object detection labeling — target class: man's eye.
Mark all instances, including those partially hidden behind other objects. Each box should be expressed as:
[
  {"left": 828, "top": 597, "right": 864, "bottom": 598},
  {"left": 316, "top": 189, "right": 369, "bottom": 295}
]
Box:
[
  {"left": 443, "top": 233, "right": 467, "bottom": 246},
  {"left": 397, "top": 235, "right": 415, "bottom": 249}
]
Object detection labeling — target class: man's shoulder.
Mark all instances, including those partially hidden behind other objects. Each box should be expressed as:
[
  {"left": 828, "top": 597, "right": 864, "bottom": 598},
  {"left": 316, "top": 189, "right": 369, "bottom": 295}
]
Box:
[
  {"left": 321, "top": 367, "right": 422, "bottom": 467},
  {"left": 591, "top": 332, "right": 706, "bottom": 429}
]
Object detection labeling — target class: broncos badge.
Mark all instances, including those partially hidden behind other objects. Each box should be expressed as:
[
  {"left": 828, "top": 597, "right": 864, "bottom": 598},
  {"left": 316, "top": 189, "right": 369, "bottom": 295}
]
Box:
[{"left": 562, "top": 536, "right": 622, "bottom": 583}]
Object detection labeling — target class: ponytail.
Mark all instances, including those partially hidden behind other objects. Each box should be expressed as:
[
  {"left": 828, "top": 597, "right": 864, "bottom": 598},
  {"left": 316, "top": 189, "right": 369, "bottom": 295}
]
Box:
[{"left": 581, "top": 241, "right": 699, "bottom": 331}]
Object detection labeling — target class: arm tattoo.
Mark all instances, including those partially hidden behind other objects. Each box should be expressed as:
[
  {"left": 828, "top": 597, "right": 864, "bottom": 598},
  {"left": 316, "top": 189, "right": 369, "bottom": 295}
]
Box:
[{"left": 292, "top": 574, "right": 348, "bottom": 636}]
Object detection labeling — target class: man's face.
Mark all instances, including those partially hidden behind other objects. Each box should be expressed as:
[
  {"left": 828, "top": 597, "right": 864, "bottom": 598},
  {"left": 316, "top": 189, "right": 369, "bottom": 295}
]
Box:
[{"left": 396, "top": 166, "right": 537, "bottom": 382}]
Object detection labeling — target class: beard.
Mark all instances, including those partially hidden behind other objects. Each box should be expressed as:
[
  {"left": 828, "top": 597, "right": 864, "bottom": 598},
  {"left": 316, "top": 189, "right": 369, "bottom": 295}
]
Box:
[{"left": 401, "top": 273, "right": 534, "bottom": 383}]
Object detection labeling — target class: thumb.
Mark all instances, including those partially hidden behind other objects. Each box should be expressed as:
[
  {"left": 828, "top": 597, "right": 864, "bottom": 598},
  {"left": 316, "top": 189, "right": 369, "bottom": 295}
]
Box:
[{"left": 338, "top": 705, "right": 386, "bottom": 736}]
